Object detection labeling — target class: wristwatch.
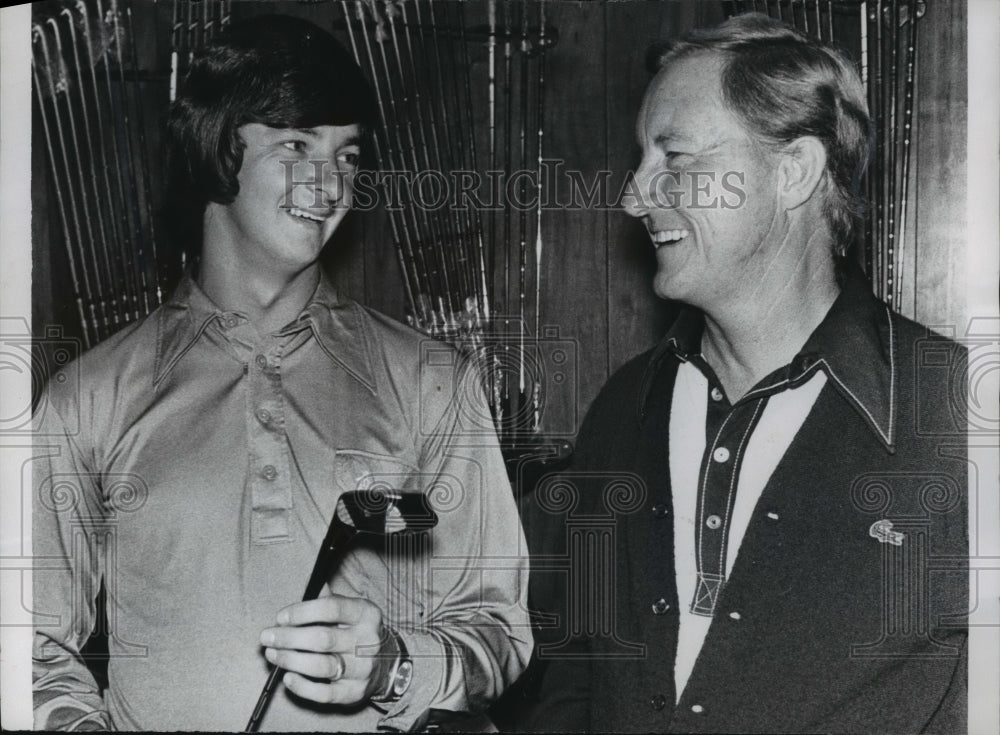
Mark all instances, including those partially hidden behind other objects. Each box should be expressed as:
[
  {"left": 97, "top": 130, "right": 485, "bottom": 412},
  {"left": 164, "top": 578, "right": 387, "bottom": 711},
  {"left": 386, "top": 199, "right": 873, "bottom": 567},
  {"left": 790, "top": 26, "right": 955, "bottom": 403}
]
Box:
[{"left": 371, "top": 627, "right": 413, "bottom": 704}]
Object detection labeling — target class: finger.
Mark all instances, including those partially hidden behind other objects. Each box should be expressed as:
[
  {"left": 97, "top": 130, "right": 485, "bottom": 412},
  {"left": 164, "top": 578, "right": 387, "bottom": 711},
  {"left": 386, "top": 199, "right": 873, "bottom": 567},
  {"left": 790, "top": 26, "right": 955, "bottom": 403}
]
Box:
[
  {"left": 260, "top": 624, "right": 346, "bottom": 654},
  {"left": 275, "top": 595, "right": 375, "bottom": 627},
  {"left": 265, "top": 649, "right": 346, "bottom": 681},
  {"left": 282, "top": 671, "right": 368, "bottom": 706},
  {"left": 264, "top": 644, "right": 376, "bottom": 684}
]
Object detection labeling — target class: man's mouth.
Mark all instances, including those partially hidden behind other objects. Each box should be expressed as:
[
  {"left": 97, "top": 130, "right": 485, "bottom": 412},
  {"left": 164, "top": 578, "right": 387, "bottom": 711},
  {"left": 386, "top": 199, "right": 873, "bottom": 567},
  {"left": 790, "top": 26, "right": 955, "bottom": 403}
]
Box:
[
  {"left": 287, "top": 206, "right": 327, "bottom": 224},
  {"left": 650, "top": 228, "right": 689, "bottom": 246}
]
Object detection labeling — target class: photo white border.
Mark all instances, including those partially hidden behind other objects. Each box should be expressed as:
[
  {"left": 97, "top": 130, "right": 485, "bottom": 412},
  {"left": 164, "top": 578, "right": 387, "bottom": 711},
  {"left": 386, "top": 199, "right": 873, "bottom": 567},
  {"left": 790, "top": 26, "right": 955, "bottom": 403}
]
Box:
[
  {"left": 1, "top": 2, "right": 35, "bottom": 730},
  {"left": 966, "top": 2, "right": 1000, "bottom": 733}
]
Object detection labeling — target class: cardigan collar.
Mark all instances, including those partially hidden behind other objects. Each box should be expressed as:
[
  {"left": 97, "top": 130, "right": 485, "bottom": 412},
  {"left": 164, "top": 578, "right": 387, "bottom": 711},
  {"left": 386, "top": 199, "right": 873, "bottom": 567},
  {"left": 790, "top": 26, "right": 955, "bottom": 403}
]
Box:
[{"left": 637, "top": 263, "right": 897, "bottom": 452}]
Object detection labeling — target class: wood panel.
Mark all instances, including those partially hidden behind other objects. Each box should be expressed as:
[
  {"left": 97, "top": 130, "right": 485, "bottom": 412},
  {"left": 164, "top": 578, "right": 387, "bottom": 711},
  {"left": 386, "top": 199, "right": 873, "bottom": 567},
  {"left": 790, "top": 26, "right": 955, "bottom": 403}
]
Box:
[
  {"left": 535, "top": 1, "right": 609, "bottom": 434},
  {"left": 910, "top": 0, "right": 967, "bottom": 333}
]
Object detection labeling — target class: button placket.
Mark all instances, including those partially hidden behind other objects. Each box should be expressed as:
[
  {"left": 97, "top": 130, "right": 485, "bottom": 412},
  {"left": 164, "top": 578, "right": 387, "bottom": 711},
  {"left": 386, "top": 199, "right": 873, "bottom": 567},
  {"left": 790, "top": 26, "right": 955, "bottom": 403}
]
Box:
[
  {"left": 246, "top": 344, "right": 293, "bottom": 543},
  {"left": 692, "top": 393, "right": 765, "bottom": 617}
]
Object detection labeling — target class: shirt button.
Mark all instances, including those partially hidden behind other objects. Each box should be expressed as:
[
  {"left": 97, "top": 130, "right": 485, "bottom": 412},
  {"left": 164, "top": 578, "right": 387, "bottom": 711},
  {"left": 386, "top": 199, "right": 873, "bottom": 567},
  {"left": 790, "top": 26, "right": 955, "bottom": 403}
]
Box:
[
  {"left": 650, "top": 694, "right": 666, "bottom": 711},
  {"left": 651, "top": 598, "right": 670, "bottom": 615},
  {"left": 710, "top": 386, "right": 724, "bottom": 402},
  {"left": 651, "top": 503, "right": 669, "bottom": 518},
  {"left": 255, "top": 354, "right": 267, "bottom": 369},
  {"left": 705, "top": 514, "right": 722, "bottom": 530},
  {"left": 222, "top": 315, "right": 239, "bottom": 329},
  {"left": 713, "top": 447, "right": 730, "bottom": 463},
  {"left": 691, "top": 704, "right": 705, "bottom": 714},
  {"left": 261, "top": 465, "right": 278, "bottom": 481},
  {"left": 256, "top": 408, "right": 272, "bottom": 425},
  {"left": 729, "top": 611, "right": 742, "bottom": 621}
]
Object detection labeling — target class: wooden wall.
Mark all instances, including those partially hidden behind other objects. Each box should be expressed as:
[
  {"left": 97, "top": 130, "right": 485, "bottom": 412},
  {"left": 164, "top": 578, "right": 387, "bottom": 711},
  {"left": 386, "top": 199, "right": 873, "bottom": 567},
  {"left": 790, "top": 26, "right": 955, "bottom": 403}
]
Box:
[
  {"left": 908, "top": 0, "right": 968, "bottom": 334},
  {"left": 32, "top": 0, "right": 970, "bottom": 437}
]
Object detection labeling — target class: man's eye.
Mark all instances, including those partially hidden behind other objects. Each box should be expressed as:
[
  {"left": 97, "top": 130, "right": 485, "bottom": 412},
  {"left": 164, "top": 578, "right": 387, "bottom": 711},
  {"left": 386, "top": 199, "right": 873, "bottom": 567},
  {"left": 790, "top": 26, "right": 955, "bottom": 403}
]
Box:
[
  {"left": 338, "top": 150, "right": 360, "bottom": 167},
  {"left": 281, "top": 140, "right": 307, "bottom": 153}
]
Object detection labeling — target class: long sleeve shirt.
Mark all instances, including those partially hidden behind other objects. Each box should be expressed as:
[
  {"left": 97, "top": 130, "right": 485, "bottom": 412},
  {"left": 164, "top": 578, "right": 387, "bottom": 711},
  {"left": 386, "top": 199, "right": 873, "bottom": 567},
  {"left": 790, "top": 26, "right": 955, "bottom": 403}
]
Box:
[{"left": 32, "top": 272, "right": 532, "bottom": 731}]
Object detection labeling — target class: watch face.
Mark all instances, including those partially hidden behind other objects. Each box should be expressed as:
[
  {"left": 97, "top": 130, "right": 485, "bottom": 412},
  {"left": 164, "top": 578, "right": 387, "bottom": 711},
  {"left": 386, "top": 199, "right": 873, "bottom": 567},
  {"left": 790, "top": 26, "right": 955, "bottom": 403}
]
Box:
[{"left": 393, "top": 660, "right": 414, "bottom": 696}]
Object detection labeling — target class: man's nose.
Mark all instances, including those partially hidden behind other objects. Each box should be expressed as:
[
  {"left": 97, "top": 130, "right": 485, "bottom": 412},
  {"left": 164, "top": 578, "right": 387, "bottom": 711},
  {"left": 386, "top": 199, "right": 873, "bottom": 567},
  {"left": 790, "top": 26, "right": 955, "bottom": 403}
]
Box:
[
  {"left": 621, "top": 167, "right": 651, "bottom": 219},
  {"left": 318, "top": 161, "right": 348, "bottom": 206}
]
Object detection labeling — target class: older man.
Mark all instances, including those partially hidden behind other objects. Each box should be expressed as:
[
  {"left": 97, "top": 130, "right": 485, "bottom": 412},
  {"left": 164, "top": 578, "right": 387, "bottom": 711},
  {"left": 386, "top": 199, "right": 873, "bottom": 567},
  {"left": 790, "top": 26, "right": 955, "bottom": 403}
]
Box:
[{"left": 526, "top": 13, "right": 967, "bottom": 734}]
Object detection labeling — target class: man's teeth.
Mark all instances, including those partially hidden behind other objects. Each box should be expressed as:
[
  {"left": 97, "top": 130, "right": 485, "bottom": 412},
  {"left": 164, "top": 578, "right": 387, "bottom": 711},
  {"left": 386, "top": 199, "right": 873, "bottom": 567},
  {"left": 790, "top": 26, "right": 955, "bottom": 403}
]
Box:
[
  {"left": 288, "top": 207, "right": 325, "bottom": 223},
  {"left": 651, "top": 229, "right": 689, "bottom": 245}
]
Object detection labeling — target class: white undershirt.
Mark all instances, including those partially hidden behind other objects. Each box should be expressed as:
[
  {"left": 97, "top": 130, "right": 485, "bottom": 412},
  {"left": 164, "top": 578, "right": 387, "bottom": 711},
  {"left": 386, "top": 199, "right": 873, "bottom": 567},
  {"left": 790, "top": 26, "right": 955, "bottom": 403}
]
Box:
[{"left": 669, "top": 360, "right": 827, "bottom": 701}]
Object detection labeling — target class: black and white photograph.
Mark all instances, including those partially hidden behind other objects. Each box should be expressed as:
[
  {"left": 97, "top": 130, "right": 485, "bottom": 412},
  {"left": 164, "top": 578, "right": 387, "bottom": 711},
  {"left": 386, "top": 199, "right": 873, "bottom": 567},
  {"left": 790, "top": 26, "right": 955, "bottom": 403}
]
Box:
[{"left": 1, "top": 0, "right": 997, "bottom": 732}]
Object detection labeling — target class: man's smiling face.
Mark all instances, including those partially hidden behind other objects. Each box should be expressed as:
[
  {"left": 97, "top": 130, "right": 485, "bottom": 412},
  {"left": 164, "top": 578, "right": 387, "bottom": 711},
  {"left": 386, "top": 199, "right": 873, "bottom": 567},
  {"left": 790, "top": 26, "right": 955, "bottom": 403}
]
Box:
[
  {"left": 623, "top": 53, "right": 785, "bottom": 310},
  {"left": 208, "top": 122, "right": 361, "bottom": 276}
]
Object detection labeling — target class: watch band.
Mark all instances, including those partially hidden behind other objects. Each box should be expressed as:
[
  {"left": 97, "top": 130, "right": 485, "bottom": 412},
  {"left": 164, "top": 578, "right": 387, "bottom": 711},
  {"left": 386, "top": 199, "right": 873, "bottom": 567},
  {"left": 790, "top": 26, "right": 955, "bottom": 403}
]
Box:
[{"left": 370, "top": 627, "right": 413, "bottom": 704}]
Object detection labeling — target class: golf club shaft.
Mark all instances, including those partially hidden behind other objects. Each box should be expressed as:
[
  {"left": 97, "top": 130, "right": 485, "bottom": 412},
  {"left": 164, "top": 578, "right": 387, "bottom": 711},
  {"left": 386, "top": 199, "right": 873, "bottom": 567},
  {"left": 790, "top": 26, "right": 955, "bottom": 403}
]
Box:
[{"left": 245, "top": 521, "right": 358, "bottom": 731}]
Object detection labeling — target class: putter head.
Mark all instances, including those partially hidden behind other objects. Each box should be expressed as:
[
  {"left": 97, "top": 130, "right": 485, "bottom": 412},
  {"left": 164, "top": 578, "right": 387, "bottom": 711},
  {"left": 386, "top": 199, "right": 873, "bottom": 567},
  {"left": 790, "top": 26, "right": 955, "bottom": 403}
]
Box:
[{"left": 334, "top": 489, "right": 438, "bottom": 536}]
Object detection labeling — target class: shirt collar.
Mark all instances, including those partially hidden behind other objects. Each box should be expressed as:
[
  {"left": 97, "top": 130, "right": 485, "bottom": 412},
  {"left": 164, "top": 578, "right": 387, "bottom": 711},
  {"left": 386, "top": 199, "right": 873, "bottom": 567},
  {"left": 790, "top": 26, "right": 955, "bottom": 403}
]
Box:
[
  {"left": 298, "top": 273, "right": 377, "bottom": 394},
  {"left": 638, "top": 262, "right": 897, "bottom": 452},
  {"left": 153, "top": 271, "right": 377, "bottom": 394}
]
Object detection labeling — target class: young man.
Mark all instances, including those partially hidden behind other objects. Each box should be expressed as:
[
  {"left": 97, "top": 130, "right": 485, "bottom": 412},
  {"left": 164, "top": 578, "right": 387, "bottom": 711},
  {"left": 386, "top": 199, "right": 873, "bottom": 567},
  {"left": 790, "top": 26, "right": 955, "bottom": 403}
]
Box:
[
  {"left": 33, "top": 16, "right": 530, "bottom": 731},
  {"left": 526, "top": 13, "right": 967, "bottom": 733}
]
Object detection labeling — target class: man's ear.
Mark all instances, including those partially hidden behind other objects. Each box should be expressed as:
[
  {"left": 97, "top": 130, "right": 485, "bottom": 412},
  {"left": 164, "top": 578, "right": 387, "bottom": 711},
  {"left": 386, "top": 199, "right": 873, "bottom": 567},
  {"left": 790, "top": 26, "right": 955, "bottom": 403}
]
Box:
[{"left": 776, "top": 136, "right": 827, "bottom": 211}]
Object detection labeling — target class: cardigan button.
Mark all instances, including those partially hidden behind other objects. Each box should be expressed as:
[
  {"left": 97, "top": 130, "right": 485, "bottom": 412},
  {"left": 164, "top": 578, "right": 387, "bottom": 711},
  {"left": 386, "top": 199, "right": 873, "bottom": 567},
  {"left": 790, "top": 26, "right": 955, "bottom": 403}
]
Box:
[
  {"left": 650, "top": 694, "right": 666, "bottom": 711},
  {"left": 651, "top": 598, "right": 670, "bottom": 615},
  {"left": 651, "top": 503, "right": 669, "bottom": 518},
  {"left": 691, "top": 704, "right": 705, "bottom": 714}
]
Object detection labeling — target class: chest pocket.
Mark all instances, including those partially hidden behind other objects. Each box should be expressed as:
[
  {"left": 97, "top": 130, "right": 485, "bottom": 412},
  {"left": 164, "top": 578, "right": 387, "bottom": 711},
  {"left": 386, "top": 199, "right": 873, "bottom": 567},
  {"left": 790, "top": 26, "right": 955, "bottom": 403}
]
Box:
[
  {"left": 331, "top": 449, "right": 431, "bottom": 625},
  {"left": 333, "top": 449, "right": 422, "bottom": 496}
]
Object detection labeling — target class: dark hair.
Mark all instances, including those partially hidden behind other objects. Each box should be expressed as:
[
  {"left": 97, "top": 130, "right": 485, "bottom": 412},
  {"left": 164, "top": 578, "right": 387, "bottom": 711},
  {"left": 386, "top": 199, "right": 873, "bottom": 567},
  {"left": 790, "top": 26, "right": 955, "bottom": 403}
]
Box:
[
  {"left": 650, "top": 13, "right": 872, "bottom": 257},
  {"left": 163, "top": 15, "right": 377, "bottom": 256}
]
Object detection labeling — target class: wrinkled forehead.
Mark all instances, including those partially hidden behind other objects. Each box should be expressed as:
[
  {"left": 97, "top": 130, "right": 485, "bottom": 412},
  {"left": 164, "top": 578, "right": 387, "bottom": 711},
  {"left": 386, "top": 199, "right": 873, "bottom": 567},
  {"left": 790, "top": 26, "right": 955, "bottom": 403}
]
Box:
[{"left": 636, "top": 51, "right": 735, "bottom": 145}]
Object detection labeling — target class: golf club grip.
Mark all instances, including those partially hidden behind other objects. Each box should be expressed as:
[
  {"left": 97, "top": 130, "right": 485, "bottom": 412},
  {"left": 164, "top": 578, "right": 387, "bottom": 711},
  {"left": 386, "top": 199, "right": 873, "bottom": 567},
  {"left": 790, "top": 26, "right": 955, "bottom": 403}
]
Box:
[{"left": 245, "top": 522, "right": 359, "bottom": 731}]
